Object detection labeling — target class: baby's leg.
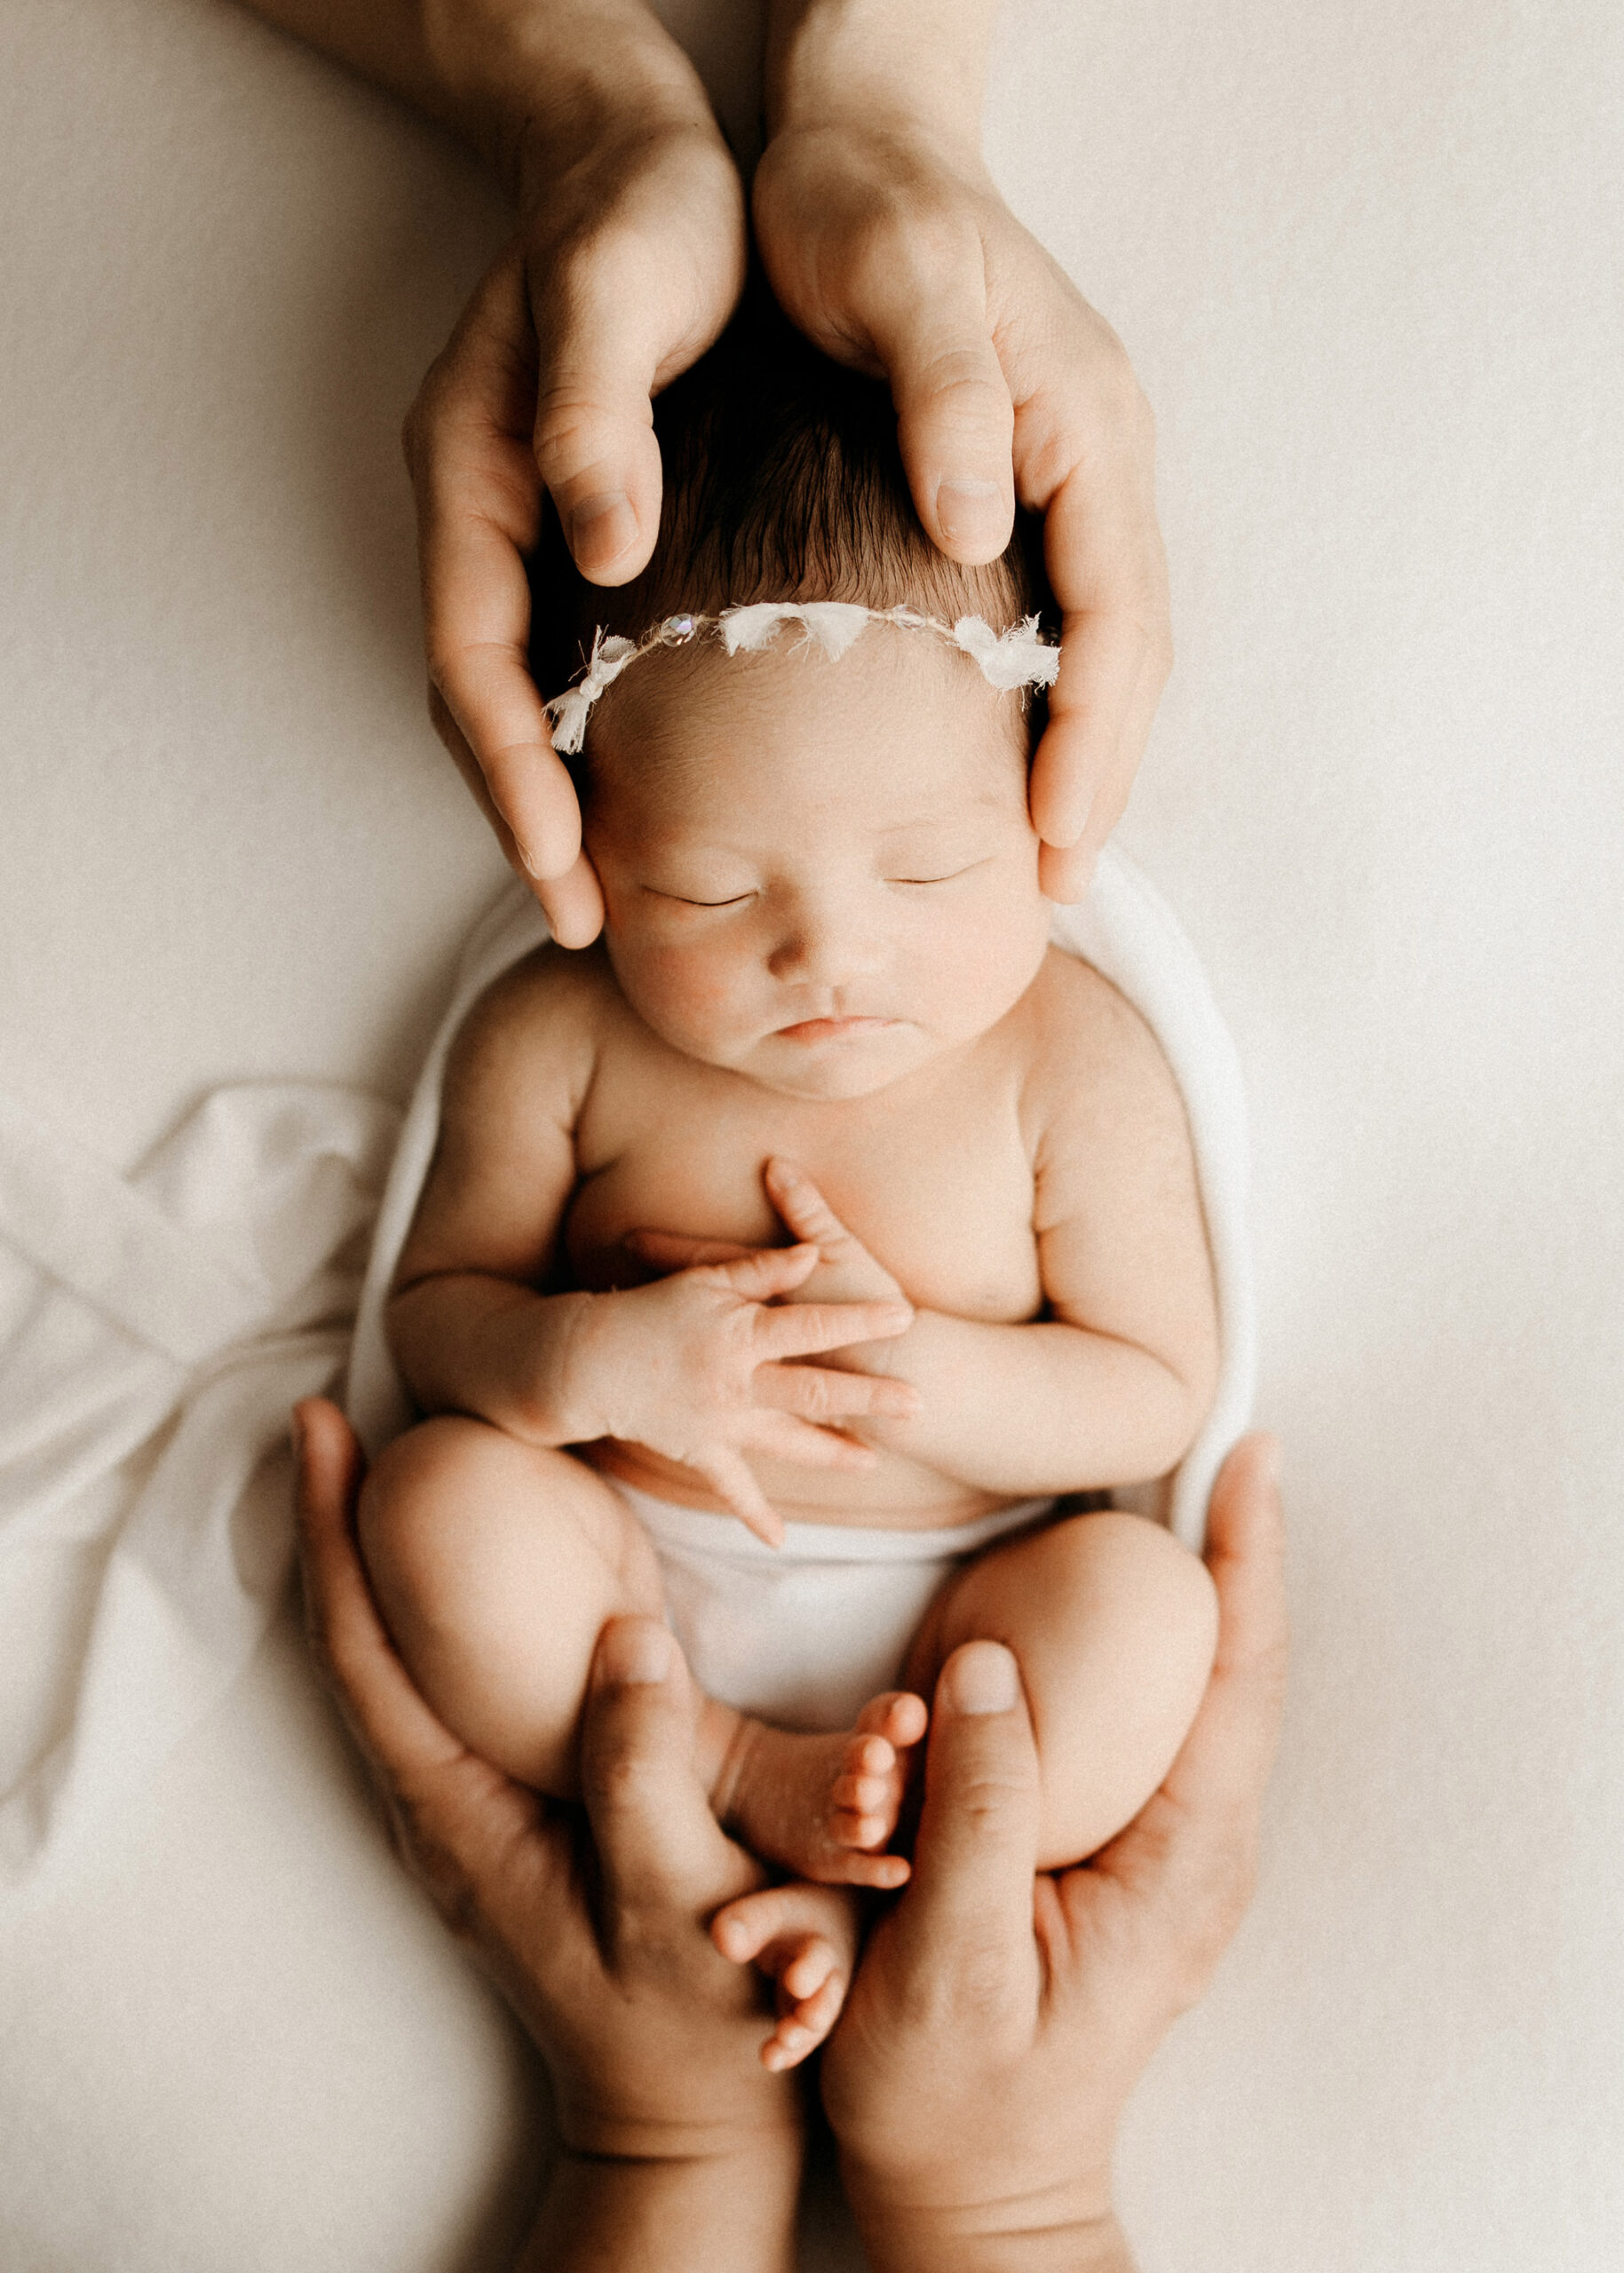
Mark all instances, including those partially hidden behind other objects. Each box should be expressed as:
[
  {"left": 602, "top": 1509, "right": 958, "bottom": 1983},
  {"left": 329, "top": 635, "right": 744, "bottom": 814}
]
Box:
[
  {"left": 905, "top": 1511, "right": 1219, "bottom": 1869},
  {"left": 359, "top": 1417, "right": 665, "bottom": 1795},
  {"left": 709, "top": 1881, "right": 863, "bottom": 2071},
  {"left": 361, "top": 1419, "right": 927, "bottom": 1867}
]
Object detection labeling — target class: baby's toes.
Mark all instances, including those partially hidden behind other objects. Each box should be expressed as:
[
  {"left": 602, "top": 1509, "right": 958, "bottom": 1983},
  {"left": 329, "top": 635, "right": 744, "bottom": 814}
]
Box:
[
  {"left": 764, "top": 1942, "right": 848, "bottom": 2071},
  {"left": 855, "top": 1689, "right": 930, "bottom": 1752}
]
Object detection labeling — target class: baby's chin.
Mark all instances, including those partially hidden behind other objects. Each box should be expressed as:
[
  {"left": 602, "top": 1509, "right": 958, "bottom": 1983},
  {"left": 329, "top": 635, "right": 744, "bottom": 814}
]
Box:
[{"left": 654, "top": 1016, "right": 948, "bottom": 1101}]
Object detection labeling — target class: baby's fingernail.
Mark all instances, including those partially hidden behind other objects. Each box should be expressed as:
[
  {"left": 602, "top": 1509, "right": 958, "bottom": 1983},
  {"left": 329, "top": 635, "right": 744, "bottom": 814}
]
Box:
[
  {"left": 935, "top": 476, "right": 1007, "bottom": 553},
  {"left": 946, "top": 1640, "right": 1020, "bottom": 1715},
  {"left": 568, "top": 491, "right": 637, "bottom": 573},
  {"left": 596, "top": 1619, "right": 672, "bottom": 1687}
]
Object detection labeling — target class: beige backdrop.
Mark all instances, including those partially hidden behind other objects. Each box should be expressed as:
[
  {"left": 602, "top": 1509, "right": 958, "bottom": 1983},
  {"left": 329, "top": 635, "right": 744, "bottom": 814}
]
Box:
[{"left": 2, "top": 0, "right": 1620, "bottom": 2266}]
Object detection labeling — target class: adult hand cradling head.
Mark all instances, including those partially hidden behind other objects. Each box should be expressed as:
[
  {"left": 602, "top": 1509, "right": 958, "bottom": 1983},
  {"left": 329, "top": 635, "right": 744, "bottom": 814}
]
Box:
[
  {"left": 242, "top": 0, "right": 1172, "bottom": 940},
  {"left": 294, "top": 1399, "right": 1286, "bottom": 2273}
]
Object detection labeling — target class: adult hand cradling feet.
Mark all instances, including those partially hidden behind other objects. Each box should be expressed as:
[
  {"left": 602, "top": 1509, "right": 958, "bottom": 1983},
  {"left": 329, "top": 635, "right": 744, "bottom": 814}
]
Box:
[
  {"left": 296, "top": 1398, "right": 1285, "bottom": 2269},
  {"left": 239, "top": 0, "right": 1171, "bottom": 929},
  {"left": 817, "top": 1434, "right": 1288, "bottom": 2273},
  {"left": 292, "top": 1396, "right": 805, "bottom": 2273}
]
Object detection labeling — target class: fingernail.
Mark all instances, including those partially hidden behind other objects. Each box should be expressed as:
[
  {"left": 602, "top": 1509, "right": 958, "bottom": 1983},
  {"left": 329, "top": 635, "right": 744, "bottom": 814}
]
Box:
[
  {"left": 568, "top": 492, "right": 637, "bottom": 573},
  {"left": 597, "top": 1620, "right": 672, "bottom": 1687},
  {"left": 946, "top": 1640, "right": 1020, "bottom": 1715},
  {"left": 935, "top": 477, "right": 1007, "bottom": 552}
]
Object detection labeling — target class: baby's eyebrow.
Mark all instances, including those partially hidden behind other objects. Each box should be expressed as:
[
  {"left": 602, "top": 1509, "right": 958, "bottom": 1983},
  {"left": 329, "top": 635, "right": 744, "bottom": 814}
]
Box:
[{"left": 875, "top": 800, "right": 1004, "bottom": 836}]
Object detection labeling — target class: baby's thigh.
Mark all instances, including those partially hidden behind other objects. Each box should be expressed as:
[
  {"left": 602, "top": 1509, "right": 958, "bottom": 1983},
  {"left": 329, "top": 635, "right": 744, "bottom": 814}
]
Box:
[
  {"left": 359, "top": 1419, "right": 663, "bottom": 1783},
  {"left": 907, "top": 1512, "right": 1218, "bottom": 1864}
]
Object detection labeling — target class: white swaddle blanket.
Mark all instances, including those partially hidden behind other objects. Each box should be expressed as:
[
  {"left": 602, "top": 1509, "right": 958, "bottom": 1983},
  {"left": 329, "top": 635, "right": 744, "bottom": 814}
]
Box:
[
  {"left": 350, "top": 848, "right": 1256, "bottom": 1544},
  {"left": 0, "top": 1085, "right": 398, "bottom": 1892}
]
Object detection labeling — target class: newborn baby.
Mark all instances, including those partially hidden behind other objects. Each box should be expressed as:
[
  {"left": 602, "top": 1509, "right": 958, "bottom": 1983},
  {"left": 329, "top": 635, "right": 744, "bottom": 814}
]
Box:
[{"left": 360, "top": 296, "right": 1221, "bottom": 2068}]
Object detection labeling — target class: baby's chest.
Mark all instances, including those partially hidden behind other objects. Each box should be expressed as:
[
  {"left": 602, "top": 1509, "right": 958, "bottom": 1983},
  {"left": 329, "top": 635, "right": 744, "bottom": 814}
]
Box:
[{"left": 565, "top": 1071, "right": 1044, "bottom": 1322}]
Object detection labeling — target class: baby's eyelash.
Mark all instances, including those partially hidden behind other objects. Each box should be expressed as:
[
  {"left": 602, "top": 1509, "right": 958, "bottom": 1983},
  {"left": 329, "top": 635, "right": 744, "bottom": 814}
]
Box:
[{"left": 888, "top": 864, "right": 980, "bottom": 887}]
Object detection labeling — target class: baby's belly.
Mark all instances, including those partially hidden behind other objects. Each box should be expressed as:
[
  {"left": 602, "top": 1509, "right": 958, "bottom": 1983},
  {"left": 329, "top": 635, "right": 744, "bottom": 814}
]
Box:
[{"left": 580, "top": 1436, "right": 1020, "bottom": 1531}]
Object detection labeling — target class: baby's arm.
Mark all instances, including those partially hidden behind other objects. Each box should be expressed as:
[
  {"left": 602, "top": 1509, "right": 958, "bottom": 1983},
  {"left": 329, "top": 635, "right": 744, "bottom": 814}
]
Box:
[
  {"left": 795, "top": 970, "right": 1219, "bottom": 1493},
  {"left": 387, "top": 954, "right": 917, "bottom": 1540},
  {"left": 385, "top": 951, "right": 601, "bottom": 1435}
]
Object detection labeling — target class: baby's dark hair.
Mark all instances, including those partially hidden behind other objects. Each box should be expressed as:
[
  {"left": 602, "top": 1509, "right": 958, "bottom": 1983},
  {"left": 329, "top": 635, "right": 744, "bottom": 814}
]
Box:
[{"left": 527, "top": 278, "right": 1051, "bottom": 722}]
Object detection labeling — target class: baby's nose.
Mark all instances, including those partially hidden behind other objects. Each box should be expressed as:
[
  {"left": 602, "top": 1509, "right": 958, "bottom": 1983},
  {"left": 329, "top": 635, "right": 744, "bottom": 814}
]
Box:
[{"left": 766, "top": 894, "right": 880, "bottom": 987}]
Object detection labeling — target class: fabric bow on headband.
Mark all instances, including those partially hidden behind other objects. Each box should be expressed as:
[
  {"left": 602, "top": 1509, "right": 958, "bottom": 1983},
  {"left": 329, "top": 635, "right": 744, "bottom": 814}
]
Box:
[{"left": 543, "top": 603, "right": 1061, "bottom": 756}]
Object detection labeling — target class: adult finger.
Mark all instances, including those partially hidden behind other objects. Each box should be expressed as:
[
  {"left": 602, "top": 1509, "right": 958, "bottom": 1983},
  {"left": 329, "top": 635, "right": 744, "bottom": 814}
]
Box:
[
  {"left": 1025, "top": 445, "right": 1171, "bottom": 857},
  {"left": 529, "top": 131, "right": 746, "bottom": 584},
  {"left": 834, "top": 218, "right": 1015, "bottom": 564},
  {"left": 405, "top": 248, "right": 590, "bottom": 899},
  {"left": 426, "top": 687, "right": 606, "bottom": 947},
  {"left": 1161, "top": 1433, "right": 1288, "bottom": 1826},
  {"left": 581, "top": 1618, "right": 750, "bottom": 1912},
  {"left": 890, "top": 1641, "right": 1043, "bottom": 2002},
  {"left": 292, "top": 1398, "right": 464, "bottom": 1783},
  {"left": 1093, "top": 1435, "right": 1287, "bottom": 1923}
]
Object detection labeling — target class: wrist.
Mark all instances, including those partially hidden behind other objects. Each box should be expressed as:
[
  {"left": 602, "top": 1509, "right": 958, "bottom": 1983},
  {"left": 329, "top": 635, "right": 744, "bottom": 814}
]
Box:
[
  {"left": 842, "top": 2168, "right": 1130, "bottom": 2273},
  {"left": 423, "top": 0, "right": 720, "bottom": 201},
  {"left": 527, "top": 2133, "right": 804, "bottom": 2273},
  {"left": 764, "top": 0, "right": 996, "bottom": 158}
]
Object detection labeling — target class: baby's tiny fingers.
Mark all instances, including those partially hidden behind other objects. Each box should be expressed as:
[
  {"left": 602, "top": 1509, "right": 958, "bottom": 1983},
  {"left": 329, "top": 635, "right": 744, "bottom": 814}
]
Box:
[
  {"left": 753, "top": 1361, "right": 919, "bottom": 1422},
  {"left": 698, "top": 1452, "right": 785, "bottom": 1548},
  {"left": 757, "top": 1299, "right": 914, "bottom": 1359},
  {"left": 749, "top": 1414, "right": 879, "bottom": 1471},
  {"left": 764, "top": 1158, "right": 852, "bottom": 1249},
  {"left": 712, "top": 1244, "right": 821, "bottom": 1300},
  {"left": 626, "top": 1227, "right": 757, "bottom": 1268}
]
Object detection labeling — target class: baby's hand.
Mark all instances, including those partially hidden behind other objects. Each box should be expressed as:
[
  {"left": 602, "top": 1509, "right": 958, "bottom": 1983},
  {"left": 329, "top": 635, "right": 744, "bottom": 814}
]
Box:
[
  {"left": 630, "top": 1159, "right": 908, "bottom": 1312},
  {"left": 566, "top": 1246, "right": 917, "bottom": 1543}
]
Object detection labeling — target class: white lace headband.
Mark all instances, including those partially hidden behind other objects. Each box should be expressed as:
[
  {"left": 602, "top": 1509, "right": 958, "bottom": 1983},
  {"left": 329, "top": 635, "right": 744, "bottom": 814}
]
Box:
[{"left": 543, "top": 602, "right": 1061, "bottom": 756}]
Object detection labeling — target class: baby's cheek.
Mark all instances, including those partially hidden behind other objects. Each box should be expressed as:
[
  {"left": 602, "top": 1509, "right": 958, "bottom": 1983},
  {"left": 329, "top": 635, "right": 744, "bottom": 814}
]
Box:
[
  {"left": 922, "top": 897, "right": 1049, "bottom": 1036},
  {"left": 617, "top": 939, "right": 755, "bottom": 1053}
]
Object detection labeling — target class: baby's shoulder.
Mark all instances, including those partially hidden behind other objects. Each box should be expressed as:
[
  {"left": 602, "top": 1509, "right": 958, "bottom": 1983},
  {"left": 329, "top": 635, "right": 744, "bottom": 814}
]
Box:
[
  {"left": 444, "top": 942, "right": 622, "bottom": 1116},
  {"left": 1018, "top": 946, "right": 1189, "bottom": 1152}
]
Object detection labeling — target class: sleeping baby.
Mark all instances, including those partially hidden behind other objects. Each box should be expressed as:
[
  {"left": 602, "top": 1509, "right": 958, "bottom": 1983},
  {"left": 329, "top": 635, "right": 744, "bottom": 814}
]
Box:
[{"left": 360, "top": 291, "right": 1221, "bottom": 2070}]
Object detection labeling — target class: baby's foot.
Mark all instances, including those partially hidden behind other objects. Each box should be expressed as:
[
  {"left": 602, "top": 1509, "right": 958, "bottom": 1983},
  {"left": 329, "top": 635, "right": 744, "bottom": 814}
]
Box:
[
  {"left": 711, "top": 1880, "right": 861, "bottom": 2071},
  {"left": 705, "top": 1691, "right": 929, "bottom": 1889}
]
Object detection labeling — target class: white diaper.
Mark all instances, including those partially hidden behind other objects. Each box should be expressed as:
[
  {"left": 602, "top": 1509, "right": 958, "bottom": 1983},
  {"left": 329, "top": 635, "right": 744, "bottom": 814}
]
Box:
[{"left": 611, "top": 1478, "right": 1053, "bottom": 1730}]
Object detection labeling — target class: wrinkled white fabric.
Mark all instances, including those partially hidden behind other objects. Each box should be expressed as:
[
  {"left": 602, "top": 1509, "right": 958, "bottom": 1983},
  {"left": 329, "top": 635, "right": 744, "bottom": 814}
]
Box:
[{"left": 0, "top": 1084, "right": 399, "bottom": 1892}]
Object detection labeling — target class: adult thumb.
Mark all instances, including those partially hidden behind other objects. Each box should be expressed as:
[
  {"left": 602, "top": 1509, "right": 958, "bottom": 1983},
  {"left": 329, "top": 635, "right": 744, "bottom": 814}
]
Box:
[
  {"left": 580, "top": 1618, "right": 736, "bottom": 1913},
  {"left": 898, "top": 1641, "right": 1042, "bottom": 1987}
]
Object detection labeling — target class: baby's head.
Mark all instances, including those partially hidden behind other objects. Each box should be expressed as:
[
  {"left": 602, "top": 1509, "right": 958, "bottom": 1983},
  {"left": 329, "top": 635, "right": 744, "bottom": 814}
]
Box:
[{"left": 529, "top": 287, "right": 1056, "bottom": 1101}]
